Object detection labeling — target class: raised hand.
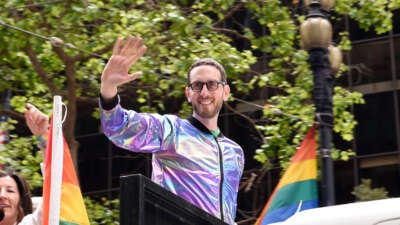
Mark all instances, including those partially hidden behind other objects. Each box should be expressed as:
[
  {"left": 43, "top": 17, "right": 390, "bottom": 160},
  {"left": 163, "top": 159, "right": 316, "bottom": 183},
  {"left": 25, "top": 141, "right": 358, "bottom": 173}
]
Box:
[
  {"left": 101, "top": 36, "right": 147, "bottom": 99},
  {"left": 24, "top": 103, "right": 49, "bottom": 137}
]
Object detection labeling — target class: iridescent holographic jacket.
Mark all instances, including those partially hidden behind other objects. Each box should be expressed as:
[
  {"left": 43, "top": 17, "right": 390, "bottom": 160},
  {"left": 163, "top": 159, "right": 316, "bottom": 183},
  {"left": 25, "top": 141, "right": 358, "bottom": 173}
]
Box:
[{"left": 100, "top": 98, "right": 244, "bottom": 225}]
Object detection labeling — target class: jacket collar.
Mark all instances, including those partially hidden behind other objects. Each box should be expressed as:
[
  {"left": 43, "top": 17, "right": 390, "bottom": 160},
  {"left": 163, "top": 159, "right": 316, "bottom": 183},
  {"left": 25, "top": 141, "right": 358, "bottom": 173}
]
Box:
[{"left": 187, "top": 116, "right": 223, "bottom": 137}]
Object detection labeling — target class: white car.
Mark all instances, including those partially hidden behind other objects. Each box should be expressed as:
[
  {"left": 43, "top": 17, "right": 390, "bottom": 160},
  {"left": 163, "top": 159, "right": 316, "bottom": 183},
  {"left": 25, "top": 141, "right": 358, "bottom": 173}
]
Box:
[{"left": 270, "top": 198, "right": 400, "bottom": 225}]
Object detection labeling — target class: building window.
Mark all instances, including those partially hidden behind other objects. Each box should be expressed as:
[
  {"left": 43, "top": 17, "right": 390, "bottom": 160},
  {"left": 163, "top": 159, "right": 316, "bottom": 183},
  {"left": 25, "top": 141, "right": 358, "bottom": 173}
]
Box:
[{"left": 354, "top": 91, "right": 397, "bottom": 155}]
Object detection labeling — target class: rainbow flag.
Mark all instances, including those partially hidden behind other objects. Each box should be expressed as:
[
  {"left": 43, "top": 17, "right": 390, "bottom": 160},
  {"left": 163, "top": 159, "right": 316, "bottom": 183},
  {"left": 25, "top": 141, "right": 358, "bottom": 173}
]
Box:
[
  {"left": 43, "top": 96, "right": 90, "bottom": 225},
  {"left": 255, "top": 125, "right": 318, "bottom": 225}
]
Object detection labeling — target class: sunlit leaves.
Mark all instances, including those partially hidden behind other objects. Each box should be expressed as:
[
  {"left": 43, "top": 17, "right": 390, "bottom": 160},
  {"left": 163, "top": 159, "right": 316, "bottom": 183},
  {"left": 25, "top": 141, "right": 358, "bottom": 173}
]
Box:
[
  {"left": 333, "top": 86, "right": 365, "bottom": 141},
  {"left": 84, "top": 197, "right": 120, "bottom": 225},
  {"left": 335, "top": 0, "right": 399, "bottom": 34},
  {"left": 0, "top": 134, "right": 43, "bottom": 189},
  {"left": 389, "top": 0, "right": 400, "bottom": 8}
]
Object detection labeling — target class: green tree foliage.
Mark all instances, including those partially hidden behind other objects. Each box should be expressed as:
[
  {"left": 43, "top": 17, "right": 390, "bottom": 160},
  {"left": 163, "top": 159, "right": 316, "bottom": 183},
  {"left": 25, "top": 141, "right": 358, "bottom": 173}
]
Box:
[
  {"left": 84, "top": 197, "right": 120, "bottom": 225},
  {"left": 0, "top": 0, "right": 399, "bottom": 222},
  {"left": 352, "top": 178, "right": 389, "bottom": 201},
  {"left": 0, "top": 119, "right": 43, "bottom": 188}
]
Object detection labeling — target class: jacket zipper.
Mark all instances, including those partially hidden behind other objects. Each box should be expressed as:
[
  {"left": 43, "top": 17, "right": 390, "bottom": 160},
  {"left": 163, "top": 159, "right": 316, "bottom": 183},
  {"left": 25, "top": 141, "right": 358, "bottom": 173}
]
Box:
[
  {"left": 187, "top": 117, "right": 226, "bottom": 223},
  {"left": 215, "top": 136, "right": 225, "bottom": 222}
]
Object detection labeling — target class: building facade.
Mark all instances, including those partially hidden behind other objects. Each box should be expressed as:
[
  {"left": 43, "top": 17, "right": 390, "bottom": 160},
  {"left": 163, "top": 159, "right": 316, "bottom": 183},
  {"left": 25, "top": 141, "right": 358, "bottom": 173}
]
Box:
[{"left": 334, "top": 9, "right": 400, "bottom": 203}]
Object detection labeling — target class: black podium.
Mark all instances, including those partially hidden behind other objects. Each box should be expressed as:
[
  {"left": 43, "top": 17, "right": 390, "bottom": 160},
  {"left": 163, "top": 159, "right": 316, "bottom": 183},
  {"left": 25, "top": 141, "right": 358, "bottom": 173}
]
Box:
[{"left": 120, "top": 174, "right": 228, "bottom": 225}]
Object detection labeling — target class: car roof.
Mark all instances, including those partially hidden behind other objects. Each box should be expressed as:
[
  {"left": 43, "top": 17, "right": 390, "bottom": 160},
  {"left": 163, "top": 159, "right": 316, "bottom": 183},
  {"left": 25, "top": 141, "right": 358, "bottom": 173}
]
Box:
[{"left": 269, "top": 198, "right": 400, "bottom": 225}]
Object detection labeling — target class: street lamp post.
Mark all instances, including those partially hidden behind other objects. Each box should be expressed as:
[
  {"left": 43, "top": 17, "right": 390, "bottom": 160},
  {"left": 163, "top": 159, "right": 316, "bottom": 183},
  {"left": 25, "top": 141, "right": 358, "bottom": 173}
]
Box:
[{"left": 300, "top": 0, "right": 339, "bottom": 206}]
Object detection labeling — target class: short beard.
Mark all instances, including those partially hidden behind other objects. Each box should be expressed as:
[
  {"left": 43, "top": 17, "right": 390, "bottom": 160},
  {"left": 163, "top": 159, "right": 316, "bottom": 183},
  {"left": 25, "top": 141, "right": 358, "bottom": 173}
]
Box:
[{"left": 192, "top": 102, "right": 223, "bottom": 119}]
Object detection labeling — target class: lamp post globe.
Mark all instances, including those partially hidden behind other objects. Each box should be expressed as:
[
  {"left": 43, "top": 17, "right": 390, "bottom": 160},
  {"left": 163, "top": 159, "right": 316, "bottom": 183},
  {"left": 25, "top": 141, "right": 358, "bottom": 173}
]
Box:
[
  {"left": 300, "top": 17, "right": 332, "bottom": 50},
  {"left": 328, "top": 45, "right": 343, "bottom": 75}
]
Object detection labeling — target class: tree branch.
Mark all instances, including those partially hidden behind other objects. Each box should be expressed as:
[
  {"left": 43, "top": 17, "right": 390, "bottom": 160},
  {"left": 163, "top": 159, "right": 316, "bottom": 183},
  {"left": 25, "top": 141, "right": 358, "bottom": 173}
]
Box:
[
  {"left": 224, "top": 103, "right": 266, "bottom": 144},
  {"left": 0, "top": 109, "right": 24, "bottom": 122},
  {"left": 212, "top": 27, "right": 248, "bottom": 40},
  {"left": 23, "top": 45, "right": 60, "bottom": 95},
  {"left": 213, "top": 2, "right": 246, "bottom": 27},
  {"left": 51, "top": 44, "right": 69, "bottom": 64}
]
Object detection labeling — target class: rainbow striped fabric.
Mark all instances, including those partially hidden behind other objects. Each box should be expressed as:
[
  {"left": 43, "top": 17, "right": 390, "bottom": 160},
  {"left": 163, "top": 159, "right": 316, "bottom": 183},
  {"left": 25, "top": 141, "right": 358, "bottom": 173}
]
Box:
[
  {"left": 42, "top": 119, "right": 90, "bottom": 225},
  {"left": 255, "top": 125, "right": 318, "bottom": 225}
]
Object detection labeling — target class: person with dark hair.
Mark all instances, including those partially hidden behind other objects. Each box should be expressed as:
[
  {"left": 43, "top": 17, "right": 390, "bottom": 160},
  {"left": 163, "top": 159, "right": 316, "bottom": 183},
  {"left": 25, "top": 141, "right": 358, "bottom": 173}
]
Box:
[
  {"left": 99, "top": 36, "right": 244, "bottom": 224},
  {"left": 0, "top": 168, "right": 41, "bottom": 225}
]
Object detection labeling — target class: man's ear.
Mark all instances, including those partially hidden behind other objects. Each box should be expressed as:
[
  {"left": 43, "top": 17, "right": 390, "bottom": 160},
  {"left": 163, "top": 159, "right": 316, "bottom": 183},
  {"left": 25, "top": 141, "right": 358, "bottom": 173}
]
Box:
[
  {"left": 185, "top": 87, "right": 191, "bottom": 103},
  {"left": 223, "top": 84, "right": 231, "bottom": 101}
]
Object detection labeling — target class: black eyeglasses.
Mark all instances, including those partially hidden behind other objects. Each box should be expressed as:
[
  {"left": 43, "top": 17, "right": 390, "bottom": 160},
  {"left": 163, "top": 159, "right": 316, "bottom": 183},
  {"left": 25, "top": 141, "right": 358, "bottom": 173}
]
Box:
[{"left": 188, "top": 80, "right": 226, "bottom": 92}]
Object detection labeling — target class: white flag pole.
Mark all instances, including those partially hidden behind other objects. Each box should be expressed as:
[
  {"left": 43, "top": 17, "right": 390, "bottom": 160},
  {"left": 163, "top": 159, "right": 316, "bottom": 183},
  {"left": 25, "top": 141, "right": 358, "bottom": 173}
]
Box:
[{"left": 48, "top": 95, "right": 64, "bottom": 225}]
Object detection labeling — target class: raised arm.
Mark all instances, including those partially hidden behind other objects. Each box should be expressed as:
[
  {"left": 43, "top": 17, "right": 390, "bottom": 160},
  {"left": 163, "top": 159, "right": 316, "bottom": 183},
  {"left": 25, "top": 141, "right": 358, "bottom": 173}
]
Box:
[
  {"left": 100, "top": 36, "right": 147, "bottom": 100},
  {"left": 24, "top": 103, "right": 49, "bottom": 160}
]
